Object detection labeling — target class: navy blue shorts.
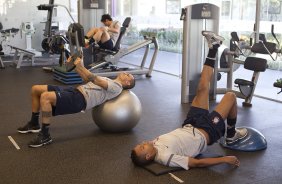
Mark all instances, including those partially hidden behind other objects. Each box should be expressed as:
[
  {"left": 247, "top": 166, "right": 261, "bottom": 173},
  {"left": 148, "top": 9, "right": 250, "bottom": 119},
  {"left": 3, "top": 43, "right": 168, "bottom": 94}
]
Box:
[
  {"left": 98, "top": 39, "right": 114, "bottom": 50},
  {"left": 182, "top": 106, "right": 225, "bottom": 145},
  {"left": 47, "top": 85, "right": 86, "bottom": 116}
]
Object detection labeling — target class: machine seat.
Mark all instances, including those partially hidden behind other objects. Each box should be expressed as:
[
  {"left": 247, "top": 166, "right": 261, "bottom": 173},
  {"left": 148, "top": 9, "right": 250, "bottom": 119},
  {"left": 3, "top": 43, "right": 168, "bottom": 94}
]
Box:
[
  {"left": 234, "top": 79, "right": 254, "bottom": 87},
  {"left": 251, "top": 42, "right": 277, "bottom": 54},
  {"left": 94, "top": 17, "right": 131, "bottom": 53}
]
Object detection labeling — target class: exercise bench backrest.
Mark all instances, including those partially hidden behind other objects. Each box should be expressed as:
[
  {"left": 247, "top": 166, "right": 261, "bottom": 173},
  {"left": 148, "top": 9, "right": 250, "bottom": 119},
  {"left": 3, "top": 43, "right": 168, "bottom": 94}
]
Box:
[
  {"left": 244, "top": 57, "right": 267, "bottom": 72},
  {"left": 251, "top": 42, "right": 277, "bottom": 54},
  {"left": 112, "top": 17, "right": 132, "bottom": 51}
]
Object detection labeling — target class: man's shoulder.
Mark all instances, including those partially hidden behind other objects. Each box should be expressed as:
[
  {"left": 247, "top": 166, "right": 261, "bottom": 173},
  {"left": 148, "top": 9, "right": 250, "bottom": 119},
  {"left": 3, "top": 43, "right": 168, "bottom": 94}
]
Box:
[
  {"left": 155, "top": 149, "right": 174, "bottom": 165},
  {"left": 112, "top": 20, "right": 121, "bottom": 26}
]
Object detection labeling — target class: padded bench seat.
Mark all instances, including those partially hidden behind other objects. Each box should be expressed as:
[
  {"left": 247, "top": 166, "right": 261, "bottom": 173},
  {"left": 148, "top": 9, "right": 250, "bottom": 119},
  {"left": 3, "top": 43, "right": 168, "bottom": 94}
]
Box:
[{"left": 8, "top": 45, "right": 35, "bottom": 69}]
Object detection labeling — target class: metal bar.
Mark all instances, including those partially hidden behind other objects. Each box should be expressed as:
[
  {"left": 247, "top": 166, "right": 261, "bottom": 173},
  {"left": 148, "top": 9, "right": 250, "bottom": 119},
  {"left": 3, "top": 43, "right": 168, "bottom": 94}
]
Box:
[
  {"left": 126, "top": 39, "right": 153, "bottom": 53},
  {"left": 146, "top": 37, "right": 159, "bottom": 77},
  {"left": 181, "top": 7, "right": 189, "bottom": 103},
  {"left": 245, "top": 71, "right": 260, "bottom": 104},
  {"left": 140, "top": 40, "right": 150, "bottom": 69},
  {"left": 54, "top": 4, "right": 75, "bottom": 23},
  {"left": 93, "top": 69, "right": 150, "bottom": 77},
  {"left": 254, "top": 0, "right": 261, "bottom": 43}
]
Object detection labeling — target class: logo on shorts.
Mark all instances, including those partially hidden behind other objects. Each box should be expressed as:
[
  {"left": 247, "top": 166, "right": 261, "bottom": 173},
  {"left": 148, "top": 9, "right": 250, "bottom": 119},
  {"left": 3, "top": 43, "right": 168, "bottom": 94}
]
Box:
[{"left": 212, "top": 116, "right": 220, "bottom": 124}]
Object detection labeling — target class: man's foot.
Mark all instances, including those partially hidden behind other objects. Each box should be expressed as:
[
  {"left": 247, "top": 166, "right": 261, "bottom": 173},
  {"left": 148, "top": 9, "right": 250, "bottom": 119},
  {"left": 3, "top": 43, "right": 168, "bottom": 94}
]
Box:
[
  {"left": 226, "top": 128, "right": 248, "bottom": 145},
  {"left": 17, "top": 122, "right": 41, "bottom": 134},
  {"left": 202, "top": 31, "right": 225, "bottom": 49},
  {"left": 28, "top": 132, "right": 53, "bottom": 148},
  {"left": 65, "top": 54, "right": 81, "bottom": 72}
]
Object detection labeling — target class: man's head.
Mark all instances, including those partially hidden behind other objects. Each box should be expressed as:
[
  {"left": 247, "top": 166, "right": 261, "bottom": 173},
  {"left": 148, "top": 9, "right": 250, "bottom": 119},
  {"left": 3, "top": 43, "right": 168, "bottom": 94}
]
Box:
[
  {"left": 101, "top": 14, "right": 112, "bottom": 26},
  {"left": 116, "top": 72, "right": 135, "bottom": 90},
  {"left": 131, "top": 141, "right": 156, "bottom": 166}
]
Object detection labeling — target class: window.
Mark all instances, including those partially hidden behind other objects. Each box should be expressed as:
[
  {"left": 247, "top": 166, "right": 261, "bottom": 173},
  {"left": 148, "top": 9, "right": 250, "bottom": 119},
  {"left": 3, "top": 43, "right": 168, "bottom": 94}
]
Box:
[{"left": 166, "top": 0, "right": 180, "bottom": 14}]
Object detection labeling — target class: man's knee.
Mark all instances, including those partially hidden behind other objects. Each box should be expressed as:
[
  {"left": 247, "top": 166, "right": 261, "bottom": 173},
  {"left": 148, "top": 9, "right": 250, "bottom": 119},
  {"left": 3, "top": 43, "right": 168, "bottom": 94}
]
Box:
[
  {"left": 196, "top": 84, "right": 209, "bottom": 95},
  {"left": 31, "top": 85, "right": 42, "bottom": 95},
  {"left": 31, "top": 85, "right": 47, "bottom": 96},
  {"left": 225, "top": 92, "right": 237, "bottom": 102},
  {"left": 40, "top": 92, "right": 53, "bottom": 105}
]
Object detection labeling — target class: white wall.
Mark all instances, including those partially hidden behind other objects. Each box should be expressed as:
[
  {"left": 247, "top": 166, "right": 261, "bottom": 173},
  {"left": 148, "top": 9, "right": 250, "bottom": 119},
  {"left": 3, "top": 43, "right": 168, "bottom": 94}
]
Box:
[{"left": 0, "top": 0, "right": 76, "bottom": 52}]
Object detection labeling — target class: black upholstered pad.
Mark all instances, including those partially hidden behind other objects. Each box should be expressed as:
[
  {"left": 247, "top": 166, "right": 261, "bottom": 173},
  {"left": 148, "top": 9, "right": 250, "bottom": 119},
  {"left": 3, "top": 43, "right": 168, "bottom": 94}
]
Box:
[{"left": 142, "top": 152, "right": 222, "bottom": 176}]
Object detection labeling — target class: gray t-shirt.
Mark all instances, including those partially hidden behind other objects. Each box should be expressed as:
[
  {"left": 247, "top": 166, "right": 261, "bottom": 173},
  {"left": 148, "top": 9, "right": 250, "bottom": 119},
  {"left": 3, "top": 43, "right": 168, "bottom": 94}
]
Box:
[
  {"left": 154, "top": 124, "right": 207, "bottom": 170},
  {"left": 79, "top": 77, "right": 123, "bottom": 110},
  {"left": 109, "top": 20, "right": 121, "bottom": 45}
]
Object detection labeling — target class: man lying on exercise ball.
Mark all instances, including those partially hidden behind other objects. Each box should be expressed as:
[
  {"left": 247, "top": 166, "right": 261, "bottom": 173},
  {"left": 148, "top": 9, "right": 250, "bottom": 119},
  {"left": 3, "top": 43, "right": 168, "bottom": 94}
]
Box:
[
  {"left": 131, "top": 31, "right": 248, "bottom": 170},
  {"left": 17, "top": 56, "right": 135, "bottom": 148}
]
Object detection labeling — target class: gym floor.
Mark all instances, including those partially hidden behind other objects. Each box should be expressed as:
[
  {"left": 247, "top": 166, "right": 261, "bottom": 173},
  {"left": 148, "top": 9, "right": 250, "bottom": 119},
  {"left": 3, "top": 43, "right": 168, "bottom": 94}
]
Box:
[{"left": 1, "top": 66, "right": 282, "bottom": 184}]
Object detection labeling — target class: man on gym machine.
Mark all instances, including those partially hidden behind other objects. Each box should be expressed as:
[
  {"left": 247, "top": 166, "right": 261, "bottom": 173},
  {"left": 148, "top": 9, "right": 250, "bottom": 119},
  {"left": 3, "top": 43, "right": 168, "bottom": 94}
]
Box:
[
  {"left": 85, "top": 14, "right": 120, "bottom": 50},
  {"left": 17, "top": 56, "right": 135, "bottom": 148},
  {"left": 131, "top": 31, "right": 248, "bottom": 170}
]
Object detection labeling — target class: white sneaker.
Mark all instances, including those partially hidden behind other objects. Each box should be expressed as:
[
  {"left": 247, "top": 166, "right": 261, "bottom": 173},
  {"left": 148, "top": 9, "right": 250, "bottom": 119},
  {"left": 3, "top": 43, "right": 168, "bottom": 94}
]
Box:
[
  {"left": 202, "top": 31, "right": 225, "bottom": 49},
  {"left": 225, "top": 128, "right": 248, "bottom": 145}
]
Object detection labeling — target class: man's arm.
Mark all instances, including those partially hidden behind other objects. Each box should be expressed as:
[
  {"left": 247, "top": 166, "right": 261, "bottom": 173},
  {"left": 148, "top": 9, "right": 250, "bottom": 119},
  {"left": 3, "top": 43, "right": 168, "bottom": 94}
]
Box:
[
  {"left": 188, "top": 156, "right": 240, "bottom": 168},
  {"left": 108, "top": 22, "right": 120, "bottom": 33},
  {"left": 72, "top": 57, "right": 108, "bottom": 90},
  {"left": 108, "top": 26, "right": 119, "bottom": 33}
]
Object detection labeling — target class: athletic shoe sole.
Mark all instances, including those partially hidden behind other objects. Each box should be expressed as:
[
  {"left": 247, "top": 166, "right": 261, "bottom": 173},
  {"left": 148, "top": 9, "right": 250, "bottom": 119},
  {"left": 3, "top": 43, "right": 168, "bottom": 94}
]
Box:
[
  {"left": 17, "top": 129, "right": 41, "bottom": 134},
  {"left": 28, "top": 139, "right": 53, "bottom": 148},
  {"left": 202, "top": 31, "right": 225, "bottom": 42},
  {"left": 226, "top": 130, "right": 248, "bottom": 145}
]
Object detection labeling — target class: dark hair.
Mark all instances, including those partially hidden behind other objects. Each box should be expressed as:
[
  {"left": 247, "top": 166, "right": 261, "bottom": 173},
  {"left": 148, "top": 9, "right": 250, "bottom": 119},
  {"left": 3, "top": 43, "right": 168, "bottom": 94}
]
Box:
[
  {"left": 123, "top": 78, "right": 135, "bottom": 90},
  {"left": 131, "top": 149, "right": 153, "bottom": 166},
  {"left": 101, "top": 14, "right": 112, "bottom": 22}
]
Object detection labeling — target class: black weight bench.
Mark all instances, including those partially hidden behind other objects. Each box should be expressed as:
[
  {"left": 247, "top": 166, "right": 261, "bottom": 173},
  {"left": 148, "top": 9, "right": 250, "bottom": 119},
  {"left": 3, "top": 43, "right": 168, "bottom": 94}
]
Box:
[
  {"left": 234, "top": 57, "right": 267, "bottom": 106},
  {"left": 273, "top": 80, "right": 282, "bottom": 94}
]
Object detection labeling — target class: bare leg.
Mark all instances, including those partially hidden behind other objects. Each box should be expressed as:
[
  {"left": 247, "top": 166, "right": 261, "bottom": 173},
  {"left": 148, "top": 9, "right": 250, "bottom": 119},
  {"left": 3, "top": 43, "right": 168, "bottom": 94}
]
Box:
[
  {"left": 31, "top": 85, "right": 48, "bottom": 112},
  {"left": 40, "top": 91, "right": 57, "bottom": 125},
  {"left": 215, "top": 91, "right": 247, "bottom": 141},
  {"left": 93, "top": 28, "right": 111, "bottom": 43},
  {"left": 86, "top": 27, "right": 100, "bottom": 39},
  {"left": 190, "top": 32, "right": 224, "bottom": 110},
  {"left": 99, "top": 30, "right": 111, "bottom": 43},
  {"left": 191, "top": 65, "right": 214, "bottom": 110},
  {"left": 93, "top": 29, "right": 103, "bottom": 43},
  {"left": 17, "top": 85, "right": 49, "bottom": 133},
  {"left": 28, "top": 91, "right": 55, "bottom": 147},
  {"left": 214, "top": 92, "right": 237, "bottom": 120}
]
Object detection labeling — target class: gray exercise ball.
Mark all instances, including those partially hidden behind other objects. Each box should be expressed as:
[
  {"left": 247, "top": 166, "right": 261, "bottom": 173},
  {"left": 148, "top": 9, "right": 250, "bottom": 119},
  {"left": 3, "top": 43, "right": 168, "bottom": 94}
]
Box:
[{"left": 92, "top": 90, "right": 142, "bottom": 133}]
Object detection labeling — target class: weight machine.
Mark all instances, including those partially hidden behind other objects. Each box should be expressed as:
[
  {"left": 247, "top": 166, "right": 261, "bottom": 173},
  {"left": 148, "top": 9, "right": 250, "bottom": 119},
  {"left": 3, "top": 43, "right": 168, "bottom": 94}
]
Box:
[{"left": 215, "top": 32, "right": 268, "bottom": 107}]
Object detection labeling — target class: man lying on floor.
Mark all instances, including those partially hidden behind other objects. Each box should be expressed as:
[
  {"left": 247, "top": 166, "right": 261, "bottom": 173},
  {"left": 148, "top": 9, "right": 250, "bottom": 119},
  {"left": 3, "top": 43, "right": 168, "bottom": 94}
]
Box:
[{"left": 131, "top": 31, "right": 247, "bottom": 170}]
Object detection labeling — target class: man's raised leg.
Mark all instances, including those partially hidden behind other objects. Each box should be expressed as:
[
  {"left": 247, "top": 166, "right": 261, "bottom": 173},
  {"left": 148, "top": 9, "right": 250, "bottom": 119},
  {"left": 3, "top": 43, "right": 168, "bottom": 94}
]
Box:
[{"left": 191, "top": 31, "right": 224, "bottom": 110}]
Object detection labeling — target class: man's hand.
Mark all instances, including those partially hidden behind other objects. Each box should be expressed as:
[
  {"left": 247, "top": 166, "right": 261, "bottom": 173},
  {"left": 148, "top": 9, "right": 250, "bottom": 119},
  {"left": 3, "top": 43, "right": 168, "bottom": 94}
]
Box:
[
  {"left": 65, "top": 54, "right": 81, "bottom": 72},
  {"left": 223, "top": 156, "right": 240, "bottom": 167},
  {"left": 100, "top": 26, "right": 109, "bottom": 32},
  {"left": 73, "top": 57, "right": 82, "bottom": 66}
]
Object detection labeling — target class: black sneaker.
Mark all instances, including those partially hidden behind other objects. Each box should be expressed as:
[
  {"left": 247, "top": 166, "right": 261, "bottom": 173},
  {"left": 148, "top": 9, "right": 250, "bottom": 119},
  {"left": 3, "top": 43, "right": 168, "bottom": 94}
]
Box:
[
  {"left": 28, "top": 132, "right": 53, "bottom": 148},
  {"left": 17, "top": 122, "right": 41, "bottom": 134}
]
